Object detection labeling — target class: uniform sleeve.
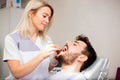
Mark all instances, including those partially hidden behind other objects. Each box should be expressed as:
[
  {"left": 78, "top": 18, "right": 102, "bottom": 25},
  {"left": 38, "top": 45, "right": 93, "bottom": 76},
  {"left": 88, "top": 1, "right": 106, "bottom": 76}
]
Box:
[{"left": 3, "top": 35, "right": 21, "bottom": 62}]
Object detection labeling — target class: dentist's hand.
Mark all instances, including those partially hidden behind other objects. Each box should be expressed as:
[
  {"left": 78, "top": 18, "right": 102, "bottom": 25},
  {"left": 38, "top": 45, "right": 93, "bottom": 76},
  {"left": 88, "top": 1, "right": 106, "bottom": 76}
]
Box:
[{"left": 40, "top": 44, "right": 61, "bottom": 59}]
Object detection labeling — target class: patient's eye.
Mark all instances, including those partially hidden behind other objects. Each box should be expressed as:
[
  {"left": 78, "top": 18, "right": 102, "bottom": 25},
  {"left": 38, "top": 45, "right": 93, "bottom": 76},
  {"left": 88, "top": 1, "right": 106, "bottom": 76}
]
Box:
[
  {"left": 73, "top": 43, "right": 77, "bottom": 46},
  {"left": 73, "top": 41, "right": 79, "bottom": 46}
]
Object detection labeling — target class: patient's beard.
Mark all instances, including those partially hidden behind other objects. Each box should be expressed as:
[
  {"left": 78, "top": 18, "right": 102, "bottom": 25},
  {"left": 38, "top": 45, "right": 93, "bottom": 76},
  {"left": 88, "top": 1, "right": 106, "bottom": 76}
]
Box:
[{"left": 56, "top": 53, "right": 78, "bottom": 66}]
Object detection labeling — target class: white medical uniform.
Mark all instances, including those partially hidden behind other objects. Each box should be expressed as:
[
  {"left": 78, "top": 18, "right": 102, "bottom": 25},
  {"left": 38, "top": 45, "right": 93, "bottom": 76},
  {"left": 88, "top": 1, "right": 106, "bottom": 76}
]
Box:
[
  {"left": 3, "top": 31, "right": 53, "bottom": 80},
  {"left": 48, "top": 72, "right": 87, "bottom": 80}
]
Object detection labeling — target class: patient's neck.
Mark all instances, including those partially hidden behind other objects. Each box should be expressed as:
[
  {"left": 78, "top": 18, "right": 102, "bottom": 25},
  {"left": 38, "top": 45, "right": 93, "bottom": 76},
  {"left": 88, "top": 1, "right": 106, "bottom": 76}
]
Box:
[{"left": 61, "top": 63, "right": 82, "bottom": 73}]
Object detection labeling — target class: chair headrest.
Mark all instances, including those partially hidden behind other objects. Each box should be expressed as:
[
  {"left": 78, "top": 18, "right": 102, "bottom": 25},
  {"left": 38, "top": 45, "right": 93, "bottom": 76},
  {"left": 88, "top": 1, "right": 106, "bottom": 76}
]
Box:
[{"left": 82, "top": 57, "right": 109, "bottom": 80}]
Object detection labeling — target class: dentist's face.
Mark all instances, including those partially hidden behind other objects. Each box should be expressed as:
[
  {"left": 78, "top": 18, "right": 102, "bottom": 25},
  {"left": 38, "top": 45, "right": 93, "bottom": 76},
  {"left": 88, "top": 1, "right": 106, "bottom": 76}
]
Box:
[{"left": 31, "top": 6, "right": 52, "bottom": 31}]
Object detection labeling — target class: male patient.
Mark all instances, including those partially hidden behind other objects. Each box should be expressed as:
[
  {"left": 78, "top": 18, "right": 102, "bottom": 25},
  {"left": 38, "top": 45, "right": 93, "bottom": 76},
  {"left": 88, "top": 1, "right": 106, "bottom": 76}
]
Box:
[{"left": 48, "top": 34, "right": 97, "bottom": 80}]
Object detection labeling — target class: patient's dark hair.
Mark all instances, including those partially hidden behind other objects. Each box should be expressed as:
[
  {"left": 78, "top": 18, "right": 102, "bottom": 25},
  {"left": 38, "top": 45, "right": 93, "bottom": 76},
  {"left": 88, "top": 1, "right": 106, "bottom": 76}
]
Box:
[{"left": 76, "top": 34, "right": 97, "bottom": 72}]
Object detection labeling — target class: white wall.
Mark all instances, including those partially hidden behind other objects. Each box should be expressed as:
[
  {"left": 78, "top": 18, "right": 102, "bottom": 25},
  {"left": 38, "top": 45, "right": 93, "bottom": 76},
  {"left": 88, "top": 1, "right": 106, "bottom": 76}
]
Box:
[
  {"left": 46, "top": 0, "right": 120, "bottom": 79},
  {"left": 0, "top": 8, "right": 10, "bottom": 79},
  {"left": 0, "top": 8, "right": 23, "bottom": 79}
]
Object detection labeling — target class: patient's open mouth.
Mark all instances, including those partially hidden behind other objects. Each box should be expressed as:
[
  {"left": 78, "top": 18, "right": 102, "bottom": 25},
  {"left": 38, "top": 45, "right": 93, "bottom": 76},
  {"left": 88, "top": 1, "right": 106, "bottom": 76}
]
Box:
[
  {"left": 62, "top": 44, "right": 68, "bottom": 52},
  {"left": 56, "top": 45, "right": 68, "bottom": 55}
]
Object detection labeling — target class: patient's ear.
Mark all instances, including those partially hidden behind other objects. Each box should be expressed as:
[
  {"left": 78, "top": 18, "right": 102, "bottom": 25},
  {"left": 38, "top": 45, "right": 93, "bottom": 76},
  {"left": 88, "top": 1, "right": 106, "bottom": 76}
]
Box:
[{"left": 78, "top": 54, "right": 88, "bottom": 62}]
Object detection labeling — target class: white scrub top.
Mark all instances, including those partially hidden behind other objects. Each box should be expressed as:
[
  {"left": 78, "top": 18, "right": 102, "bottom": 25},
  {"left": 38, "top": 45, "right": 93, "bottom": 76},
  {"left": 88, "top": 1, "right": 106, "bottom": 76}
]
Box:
[
  {"left": 3, "top": 31, "right": 53, "bottom": 80},
  {"left": 48, "top": 72, "right": 87, "bottom": 80}
]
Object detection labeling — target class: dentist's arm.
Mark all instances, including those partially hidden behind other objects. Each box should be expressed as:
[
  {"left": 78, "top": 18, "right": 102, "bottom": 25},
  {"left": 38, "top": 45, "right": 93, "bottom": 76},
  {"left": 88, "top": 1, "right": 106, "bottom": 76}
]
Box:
[{"left": 7, "top": 44, "right": 60, "bottom": 79}]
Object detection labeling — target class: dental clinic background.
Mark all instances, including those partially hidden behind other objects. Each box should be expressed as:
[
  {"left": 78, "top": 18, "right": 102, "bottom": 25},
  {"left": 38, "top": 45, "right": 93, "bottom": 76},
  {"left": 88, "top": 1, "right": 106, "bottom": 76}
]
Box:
[{"left": 0, "top": 0, "right": 120, "bottom": 79}]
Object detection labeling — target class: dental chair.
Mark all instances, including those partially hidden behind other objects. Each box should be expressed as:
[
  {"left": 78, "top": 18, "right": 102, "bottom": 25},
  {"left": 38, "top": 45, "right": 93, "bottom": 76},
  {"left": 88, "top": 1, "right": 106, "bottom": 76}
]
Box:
[
  {"left": 51, "top": 57, "right": 109, "bottom": 80},
  {"left": 81, "top": 57, "right": 109, "bottom": 80}
]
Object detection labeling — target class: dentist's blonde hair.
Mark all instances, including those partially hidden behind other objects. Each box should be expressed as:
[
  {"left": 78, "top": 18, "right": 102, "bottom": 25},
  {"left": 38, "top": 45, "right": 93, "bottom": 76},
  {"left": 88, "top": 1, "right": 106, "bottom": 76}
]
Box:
[{"left": 16, "top": 0, "right": 54, "bottom": 40}]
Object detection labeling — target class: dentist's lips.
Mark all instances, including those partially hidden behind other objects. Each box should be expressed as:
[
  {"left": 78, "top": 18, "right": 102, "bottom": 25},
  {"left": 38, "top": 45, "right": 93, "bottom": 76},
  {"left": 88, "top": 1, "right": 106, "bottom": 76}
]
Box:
[
  {"left": 41, "top": 24, "right": 47, "bottom": 28},
  {"left": 41, "top": 23, "right": 47, "bottom": 28}
]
